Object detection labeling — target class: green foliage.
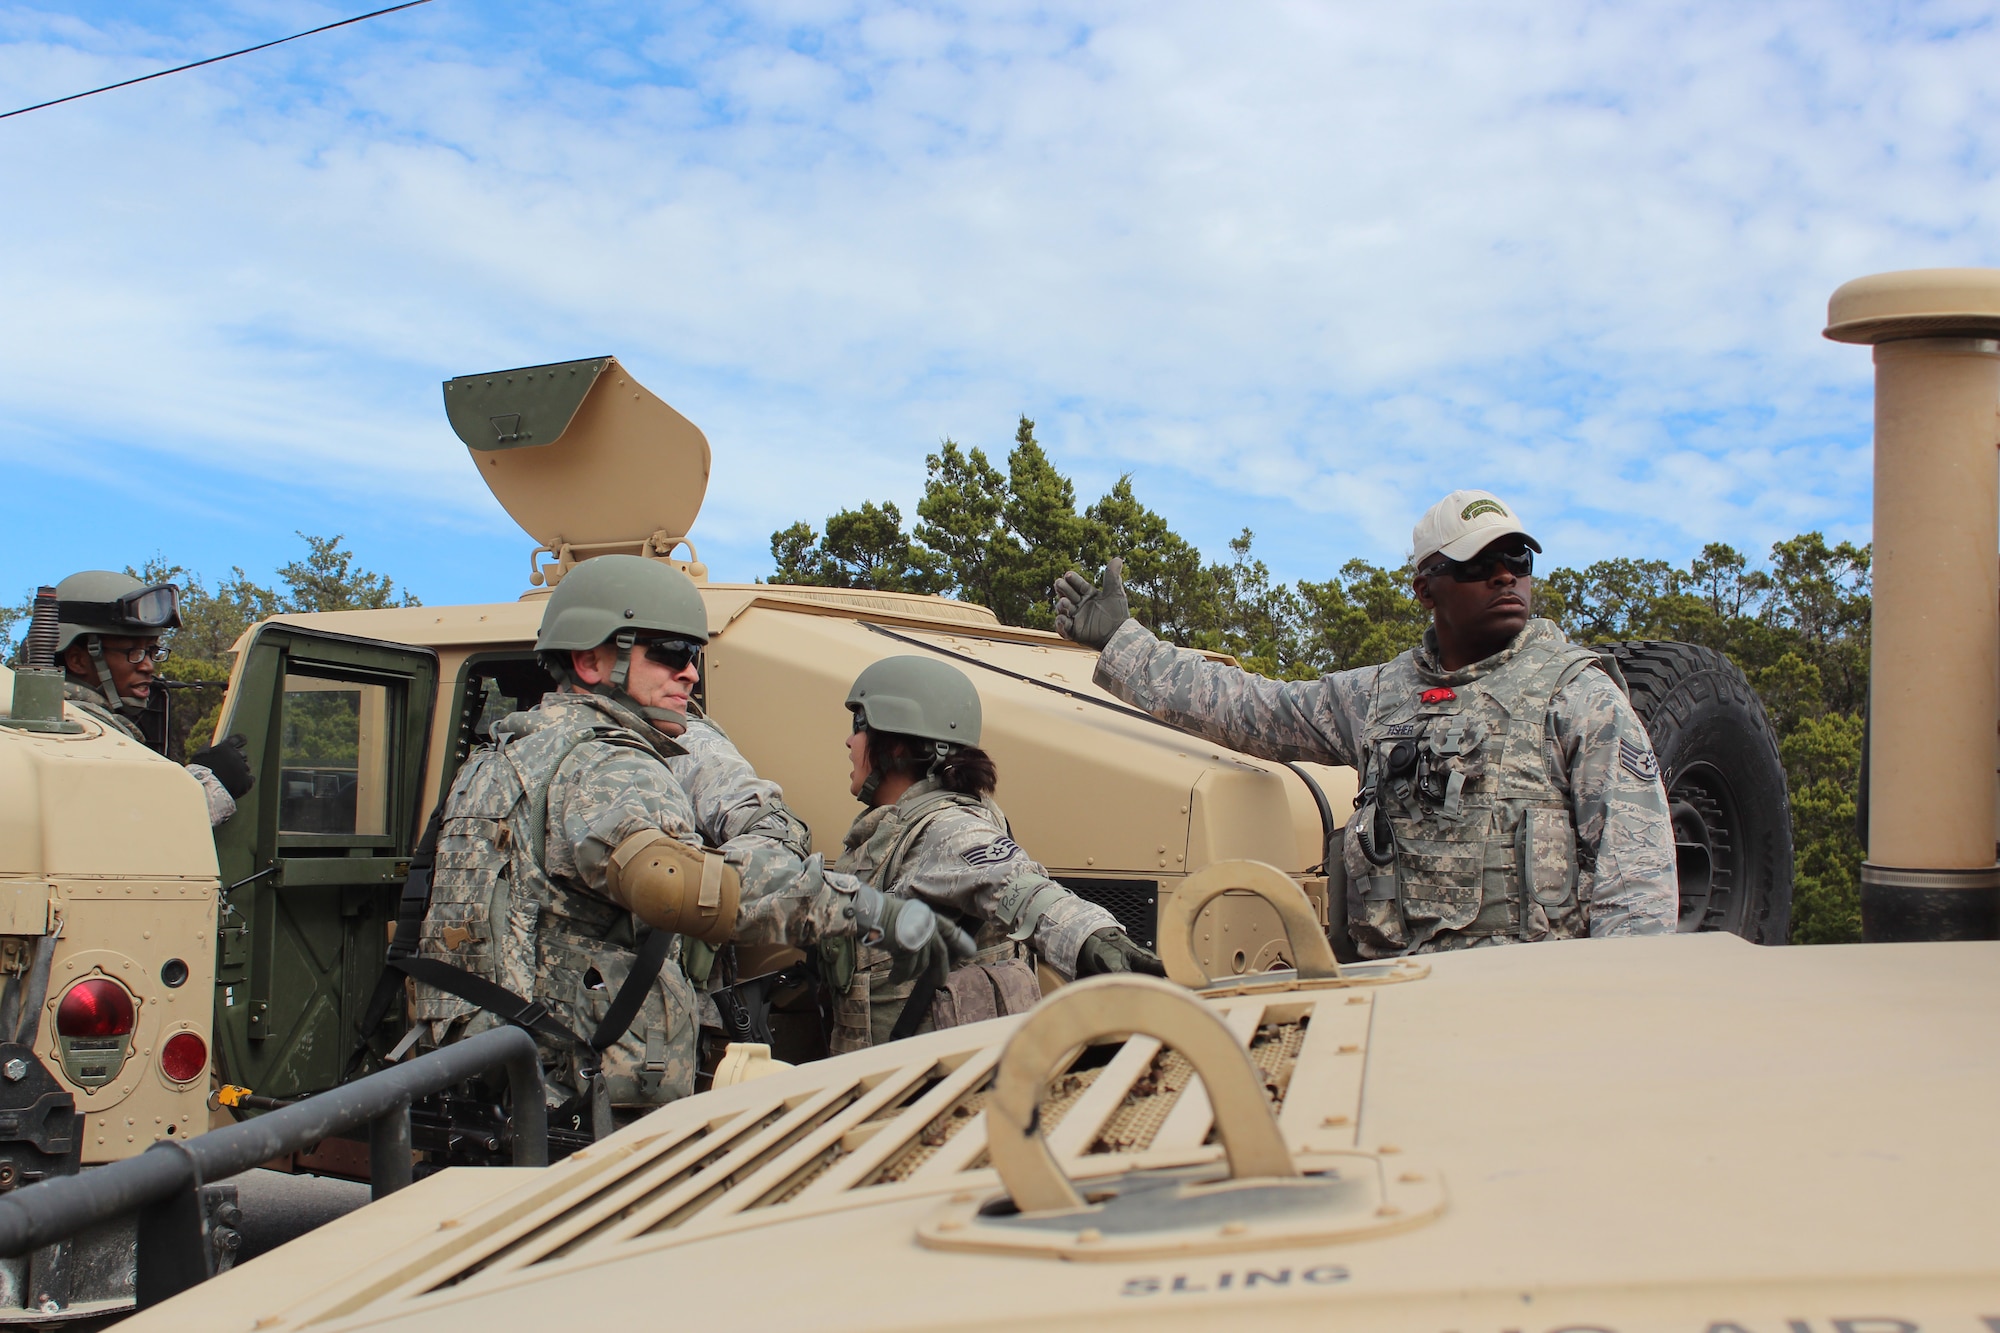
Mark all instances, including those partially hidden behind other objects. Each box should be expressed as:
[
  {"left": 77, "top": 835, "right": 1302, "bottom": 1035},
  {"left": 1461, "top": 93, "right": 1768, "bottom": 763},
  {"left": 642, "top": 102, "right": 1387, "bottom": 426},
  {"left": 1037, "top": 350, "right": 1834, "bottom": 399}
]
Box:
[
  {"left": 1084, "top": 477, "right": 1211, "bottom": 643},
  {"left": 1546, "top": 533, "right": 1872, "bottom": 944},
  {"left": 1294, "top": 558, "right": 1430, "bottom": 674},
  {"left": 769, "top": 502, "right": 949, "bottom": 594},
  {"left": 914, "top": 440, "right": 1013, "bottom": 611},
  {"left": 277, "top": 533, "right": 421, "bottom": 613},
  {"left": 111, "top": 536, "right": 418, "bottom": 760},
  {"left": 1782, "top": 712, "right": 1865, "bottom": 945},
  {"left": 281, "top": 689, "right": 362, "bottom": 768}
]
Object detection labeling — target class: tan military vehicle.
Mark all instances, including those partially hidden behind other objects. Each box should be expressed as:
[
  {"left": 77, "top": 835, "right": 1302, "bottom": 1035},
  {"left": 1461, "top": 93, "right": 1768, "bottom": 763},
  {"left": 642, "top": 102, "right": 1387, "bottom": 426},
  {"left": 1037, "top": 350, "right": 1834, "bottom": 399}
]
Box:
[
  {"left": 103, "top": 265, "right": 2000, "bottom": 1333},
  {"left": 0, "top": 602, "right": 221, "bottom": 1318},
  {"left": 200, "top": 353, "right": 1367, "bottom": 1103},
  {"left": 14, "top": 268, "right": 2000, "bottom": 1331},
  {"left": 201, "top": 352, "right": 1791, "bottom": 1114}
]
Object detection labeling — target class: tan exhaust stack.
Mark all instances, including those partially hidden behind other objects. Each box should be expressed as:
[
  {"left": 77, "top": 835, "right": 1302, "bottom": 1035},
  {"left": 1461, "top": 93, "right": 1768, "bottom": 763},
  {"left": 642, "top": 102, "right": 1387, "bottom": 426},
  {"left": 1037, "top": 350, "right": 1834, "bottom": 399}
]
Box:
[{"left": 1826, "top": 269, "right": 2000, "bottom": 941}]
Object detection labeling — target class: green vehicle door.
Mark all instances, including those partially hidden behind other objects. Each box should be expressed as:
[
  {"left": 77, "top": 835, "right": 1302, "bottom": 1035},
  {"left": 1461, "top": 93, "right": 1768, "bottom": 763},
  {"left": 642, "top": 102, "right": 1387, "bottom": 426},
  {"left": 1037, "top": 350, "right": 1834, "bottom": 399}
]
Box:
[{"left": 209, "top": 624, "right": 438, "bottom": 1099}]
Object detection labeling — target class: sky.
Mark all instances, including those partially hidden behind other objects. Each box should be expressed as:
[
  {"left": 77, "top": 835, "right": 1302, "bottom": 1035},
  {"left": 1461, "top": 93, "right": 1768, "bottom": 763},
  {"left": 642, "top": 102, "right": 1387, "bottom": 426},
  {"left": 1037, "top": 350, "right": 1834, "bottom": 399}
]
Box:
[{"left": 3, "top": 0, "right": 1997, "bottom": 610}]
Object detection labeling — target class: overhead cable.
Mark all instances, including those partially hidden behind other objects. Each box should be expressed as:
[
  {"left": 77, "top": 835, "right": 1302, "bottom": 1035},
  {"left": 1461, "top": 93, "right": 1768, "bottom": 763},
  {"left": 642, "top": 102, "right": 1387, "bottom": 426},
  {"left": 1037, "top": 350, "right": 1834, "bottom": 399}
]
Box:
[{"left": 0, "top": 0, "right": 436, "bottom": 122}]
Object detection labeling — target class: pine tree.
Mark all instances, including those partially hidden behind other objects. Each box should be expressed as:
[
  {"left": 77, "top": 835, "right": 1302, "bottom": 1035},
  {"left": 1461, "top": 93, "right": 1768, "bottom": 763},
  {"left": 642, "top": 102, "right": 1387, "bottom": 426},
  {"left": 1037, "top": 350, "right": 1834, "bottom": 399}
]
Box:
[
  {"left": 914, "top": 440, "right": 1015, "bottom": 609},
  {"left": 994, "top": 416, "right": 1097, "bottom": 629}
]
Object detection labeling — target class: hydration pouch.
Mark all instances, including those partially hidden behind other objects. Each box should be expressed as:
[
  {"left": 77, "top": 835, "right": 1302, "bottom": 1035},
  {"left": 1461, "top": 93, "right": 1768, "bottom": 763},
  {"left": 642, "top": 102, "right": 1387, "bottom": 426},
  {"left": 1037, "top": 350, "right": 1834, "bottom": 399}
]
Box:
[
  {"left": 1516, "top": 808, "right": 1579, "bottom": 910},
  {"left": 1345, "top": 806, "right": 1398, "bottom": 905}
]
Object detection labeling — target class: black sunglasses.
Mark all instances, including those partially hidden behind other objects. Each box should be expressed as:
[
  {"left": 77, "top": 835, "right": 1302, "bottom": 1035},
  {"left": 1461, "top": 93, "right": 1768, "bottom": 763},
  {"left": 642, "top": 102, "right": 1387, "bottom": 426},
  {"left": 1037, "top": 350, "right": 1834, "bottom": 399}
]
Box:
[
  {"left": 1421, "top": 545, "right": 1534, "bottom": 583},
  {"left": 639, "top": 637, "right": 702, "bottom": 672},
  {"left": 850, "top": 708, "right": 869, "bottom": 735}
]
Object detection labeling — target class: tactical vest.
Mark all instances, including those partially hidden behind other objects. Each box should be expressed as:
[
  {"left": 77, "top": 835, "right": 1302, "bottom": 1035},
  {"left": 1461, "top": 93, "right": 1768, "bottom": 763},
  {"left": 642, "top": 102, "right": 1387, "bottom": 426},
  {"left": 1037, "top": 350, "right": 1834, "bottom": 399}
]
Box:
[
  {"left": 1343, "top": 621, "right": 1606, "bottom": 958},
  {"left": 61, "top": 681, "right": 142, "bottom": 743},
  {"left": 415, "top": 709, "right": 697, "bottom": 1106},
  {"left": 831, "top": 784, "right": 1041, "bottom": 1052}
]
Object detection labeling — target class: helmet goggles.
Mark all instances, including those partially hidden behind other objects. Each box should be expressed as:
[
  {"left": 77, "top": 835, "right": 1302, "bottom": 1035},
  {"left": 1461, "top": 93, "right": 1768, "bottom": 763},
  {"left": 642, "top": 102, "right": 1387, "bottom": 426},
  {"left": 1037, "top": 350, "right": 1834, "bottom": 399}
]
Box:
[{"left": 58, "top": 583, "right": 182, "bottom": 634}]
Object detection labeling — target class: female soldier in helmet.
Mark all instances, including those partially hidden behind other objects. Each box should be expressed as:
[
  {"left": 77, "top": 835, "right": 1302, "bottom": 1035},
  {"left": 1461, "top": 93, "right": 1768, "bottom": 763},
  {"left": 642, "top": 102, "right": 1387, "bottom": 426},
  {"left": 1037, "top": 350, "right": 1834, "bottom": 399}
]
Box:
[{"left": 834, "top": 655, "right": 1163, "bottom": 1051}]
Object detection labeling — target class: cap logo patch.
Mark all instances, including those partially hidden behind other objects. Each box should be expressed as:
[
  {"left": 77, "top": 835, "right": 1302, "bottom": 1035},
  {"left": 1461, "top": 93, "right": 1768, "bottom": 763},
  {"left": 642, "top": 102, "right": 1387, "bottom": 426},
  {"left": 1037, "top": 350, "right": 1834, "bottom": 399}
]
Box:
[
  {"left": 1420, "top": 687, "right": 1456, "bottom": 703},
  {"left": 1460, "top": 499, "right": 1507, "bottom": 520}
]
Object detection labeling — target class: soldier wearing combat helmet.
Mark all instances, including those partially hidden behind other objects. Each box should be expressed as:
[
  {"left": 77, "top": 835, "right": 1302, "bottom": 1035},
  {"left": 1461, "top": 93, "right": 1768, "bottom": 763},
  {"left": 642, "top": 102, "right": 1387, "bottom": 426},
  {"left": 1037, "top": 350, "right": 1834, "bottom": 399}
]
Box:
[
  {"left": 1054, "top": 490, "right": 1677, "bottom": 957},
  {"left": 54, "top": 570, "right": 254, "bottom": 827},
  {"left": 832, "top": 655, "right": 1162, "bottom": 1051},
  {"left": 410, "top": 555, "right": 944, "bottom": 1125}
]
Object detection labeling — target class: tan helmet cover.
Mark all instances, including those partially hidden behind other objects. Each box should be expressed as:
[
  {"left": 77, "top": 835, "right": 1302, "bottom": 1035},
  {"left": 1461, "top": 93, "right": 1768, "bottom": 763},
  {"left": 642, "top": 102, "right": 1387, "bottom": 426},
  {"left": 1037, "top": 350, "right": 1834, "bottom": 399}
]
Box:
[{"left": 605, "top": 830, "right": 741, "bottom": 945}]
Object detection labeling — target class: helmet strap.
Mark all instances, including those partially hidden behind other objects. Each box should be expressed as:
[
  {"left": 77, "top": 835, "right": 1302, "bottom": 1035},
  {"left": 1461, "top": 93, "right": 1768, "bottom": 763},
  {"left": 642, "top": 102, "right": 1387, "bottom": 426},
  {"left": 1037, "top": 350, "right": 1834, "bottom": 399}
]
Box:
[
  {"left": 591, "top": 630, "right": 681, "bottom": 730},
  {"left": 925, "top": 740, "right": 954, "bottom": 778},
  {"left": 84, "top": 635, "right": 144, "bottom": 715},
  {"left": 606, "top": 630, "right": 637, "bottom": 692}
]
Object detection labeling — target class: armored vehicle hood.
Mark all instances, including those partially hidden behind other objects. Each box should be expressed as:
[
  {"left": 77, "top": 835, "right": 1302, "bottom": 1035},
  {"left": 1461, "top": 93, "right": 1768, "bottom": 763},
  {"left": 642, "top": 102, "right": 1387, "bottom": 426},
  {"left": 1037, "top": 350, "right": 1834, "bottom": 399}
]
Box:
[{"left": 127, "top": 931, "right": 2000, "bottom": 1333}]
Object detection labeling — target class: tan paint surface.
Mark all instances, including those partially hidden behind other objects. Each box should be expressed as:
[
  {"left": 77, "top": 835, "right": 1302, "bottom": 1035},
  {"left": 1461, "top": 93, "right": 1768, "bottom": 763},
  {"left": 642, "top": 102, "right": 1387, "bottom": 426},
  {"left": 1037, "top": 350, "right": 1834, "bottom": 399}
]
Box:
[
  {"left": 122, "top": 934, "right": 2000, "bottom": 1333},
  {"left": 468, "top": 356, "right": 712, "bottom": 555},
  {"left": 0, "top": 667, "right": 220, "bottom": 1163},
  {"left": 1867, "top": 338, "right": 2000, "bottom": 866}
]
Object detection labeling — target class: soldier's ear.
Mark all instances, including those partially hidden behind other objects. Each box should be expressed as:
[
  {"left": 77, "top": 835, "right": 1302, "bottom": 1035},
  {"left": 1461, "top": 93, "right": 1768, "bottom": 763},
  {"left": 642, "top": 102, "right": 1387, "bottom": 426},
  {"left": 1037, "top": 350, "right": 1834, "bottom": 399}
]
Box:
[
  {"left": 1412, "top": 575, "right": 1437, "bottom": 611},
  {"left": 569, "top": 645, "right": 613, "bottom": 685}
]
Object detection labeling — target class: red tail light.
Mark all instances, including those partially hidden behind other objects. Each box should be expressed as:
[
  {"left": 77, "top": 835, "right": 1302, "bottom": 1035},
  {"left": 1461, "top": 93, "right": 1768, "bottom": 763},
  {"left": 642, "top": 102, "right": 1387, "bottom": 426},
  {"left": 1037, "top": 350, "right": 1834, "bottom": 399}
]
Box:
[
  {"left": 160, "top": 1031, "right": 207, "bottom": 1083},
  {"left": 56, "top": 978, "right": 135, "bottom": 1038}
]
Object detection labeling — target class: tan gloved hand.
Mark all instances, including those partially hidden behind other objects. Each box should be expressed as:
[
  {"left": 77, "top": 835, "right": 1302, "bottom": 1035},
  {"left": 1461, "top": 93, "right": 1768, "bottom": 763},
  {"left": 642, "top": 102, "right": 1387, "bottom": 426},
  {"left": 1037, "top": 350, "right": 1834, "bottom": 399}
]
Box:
[{"left": 1052, "top": 557, "right": 1130, "bottom": 649}]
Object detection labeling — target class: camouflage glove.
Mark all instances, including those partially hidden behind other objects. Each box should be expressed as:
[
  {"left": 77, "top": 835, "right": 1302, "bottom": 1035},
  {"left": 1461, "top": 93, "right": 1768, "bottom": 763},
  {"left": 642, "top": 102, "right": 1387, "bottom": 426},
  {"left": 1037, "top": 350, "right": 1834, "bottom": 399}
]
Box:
[
  {"left": 1052, "top": 558, "right": 1130, "bottom": 650},
  {"left": 892, "top": 934, "right": 953, "bottom": 990},
  {"left": 855, "top": 885, "right": 946, "bottom": 983},
  {"left": 189, "top": 733, "right": 255, "bottom": 798},
  {"left": 1074, "top": 927, "right": 1166, "bottom": 977}
]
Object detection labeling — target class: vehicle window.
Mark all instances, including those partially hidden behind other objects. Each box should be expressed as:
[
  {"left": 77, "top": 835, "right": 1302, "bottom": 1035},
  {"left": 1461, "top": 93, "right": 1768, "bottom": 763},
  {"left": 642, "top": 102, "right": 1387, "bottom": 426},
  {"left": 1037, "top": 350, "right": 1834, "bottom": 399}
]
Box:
[{"left": 278, "top": 674, "right": 396, "bottom": 835}]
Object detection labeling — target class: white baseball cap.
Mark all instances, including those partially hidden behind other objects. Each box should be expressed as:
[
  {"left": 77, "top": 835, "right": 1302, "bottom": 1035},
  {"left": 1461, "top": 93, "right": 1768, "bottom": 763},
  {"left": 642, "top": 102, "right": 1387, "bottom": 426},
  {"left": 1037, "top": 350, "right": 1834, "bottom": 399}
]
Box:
[{"left": 1410, "top": 490, "right": 1541, "bottom": 568}]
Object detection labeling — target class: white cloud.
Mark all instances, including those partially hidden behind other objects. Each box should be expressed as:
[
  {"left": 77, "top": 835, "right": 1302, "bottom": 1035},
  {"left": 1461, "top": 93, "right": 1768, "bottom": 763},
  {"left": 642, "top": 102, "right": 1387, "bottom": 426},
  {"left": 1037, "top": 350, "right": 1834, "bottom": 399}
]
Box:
[{"left": 2, "top": 0, "right": 1997, "bottom": 598}]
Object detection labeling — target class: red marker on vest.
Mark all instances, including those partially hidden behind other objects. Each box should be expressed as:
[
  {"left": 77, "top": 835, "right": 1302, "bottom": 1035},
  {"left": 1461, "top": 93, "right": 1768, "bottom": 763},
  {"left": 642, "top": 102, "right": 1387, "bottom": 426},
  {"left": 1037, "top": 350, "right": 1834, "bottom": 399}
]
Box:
[{"left": 1421, "top": 687, "right": 1456, "bottom": 703}]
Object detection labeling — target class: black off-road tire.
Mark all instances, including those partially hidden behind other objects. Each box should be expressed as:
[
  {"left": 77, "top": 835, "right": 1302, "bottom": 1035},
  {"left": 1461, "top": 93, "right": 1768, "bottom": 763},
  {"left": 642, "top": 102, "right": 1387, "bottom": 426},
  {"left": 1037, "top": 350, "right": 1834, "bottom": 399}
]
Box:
[{"left": 1597, "top": 641, "right": 1793, "bottom": 944}]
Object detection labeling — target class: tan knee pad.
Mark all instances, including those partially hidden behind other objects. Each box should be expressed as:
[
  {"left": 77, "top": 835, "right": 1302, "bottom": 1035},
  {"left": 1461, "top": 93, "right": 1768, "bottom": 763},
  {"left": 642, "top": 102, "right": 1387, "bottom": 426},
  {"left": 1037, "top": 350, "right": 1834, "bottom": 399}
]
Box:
[{"left": 605, "top": 831, "right": 741, "bottom": 945}]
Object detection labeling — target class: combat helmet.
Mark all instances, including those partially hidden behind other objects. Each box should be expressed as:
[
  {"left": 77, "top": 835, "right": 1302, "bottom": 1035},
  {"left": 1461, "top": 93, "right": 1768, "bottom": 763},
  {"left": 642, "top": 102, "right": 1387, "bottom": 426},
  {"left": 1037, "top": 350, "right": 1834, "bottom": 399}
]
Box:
[
  {"left": 847, "top": 656, "right": 982, "bottom": 801},
  {"left": 55, "top": 570, "right": 181, "bottom": 712},
  {"left": 536, "top": 555, "right": 708, "bottom": 727}
]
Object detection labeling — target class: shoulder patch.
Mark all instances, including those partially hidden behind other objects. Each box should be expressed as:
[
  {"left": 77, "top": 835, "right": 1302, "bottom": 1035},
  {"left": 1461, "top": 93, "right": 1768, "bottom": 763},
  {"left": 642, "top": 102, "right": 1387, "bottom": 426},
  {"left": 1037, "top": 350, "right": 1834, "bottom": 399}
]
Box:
[
  {"left": 1618, "top": 736, "right": 1661, "bottom": 783},
  {"left": 962, "top": 837, "right": 1023, "bottom": 869}
]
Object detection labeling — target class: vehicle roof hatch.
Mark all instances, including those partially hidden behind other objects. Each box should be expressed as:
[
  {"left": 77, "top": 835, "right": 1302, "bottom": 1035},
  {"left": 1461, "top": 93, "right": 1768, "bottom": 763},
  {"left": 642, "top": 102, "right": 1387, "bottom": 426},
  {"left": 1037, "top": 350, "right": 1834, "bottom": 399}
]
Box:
[{"left": 444, "top": 357, "right": 712, "bottom": 584}]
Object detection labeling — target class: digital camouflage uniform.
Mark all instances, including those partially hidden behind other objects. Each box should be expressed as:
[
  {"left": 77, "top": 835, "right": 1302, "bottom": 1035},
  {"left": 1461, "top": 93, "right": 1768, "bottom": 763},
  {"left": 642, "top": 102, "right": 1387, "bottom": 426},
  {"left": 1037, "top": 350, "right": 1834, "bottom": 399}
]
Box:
[
  {"left": 62, "top": 680, "right": 236, "bottom": 826},
  {"left": 1094, "top": 617, "right": 1677, "bottom": 956},
  {"left": 416, "top": 692, "right": 863, "bottom": 1110},
  {"left": 663, "top": 714, "right": 838, "bottom": 948},
  {"left": 831, "top": 778, "right": 1118, "bottom": 1049}
]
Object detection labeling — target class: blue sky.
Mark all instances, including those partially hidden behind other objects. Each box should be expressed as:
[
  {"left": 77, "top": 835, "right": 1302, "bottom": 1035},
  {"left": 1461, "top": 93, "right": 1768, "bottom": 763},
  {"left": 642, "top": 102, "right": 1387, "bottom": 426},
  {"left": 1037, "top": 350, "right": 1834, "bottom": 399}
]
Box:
[{"left": 3, "top": 0, "right": 1996, "bottom": 610}]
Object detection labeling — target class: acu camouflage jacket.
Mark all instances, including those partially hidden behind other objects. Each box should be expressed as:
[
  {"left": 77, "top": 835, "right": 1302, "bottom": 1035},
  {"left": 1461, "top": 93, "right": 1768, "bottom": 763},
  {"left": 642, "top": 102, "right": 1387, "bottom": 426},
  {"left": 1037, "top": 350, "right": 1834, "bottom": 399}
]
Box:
[{"left": 1093, "top": 617, "right": 1678, "bottom": 957}]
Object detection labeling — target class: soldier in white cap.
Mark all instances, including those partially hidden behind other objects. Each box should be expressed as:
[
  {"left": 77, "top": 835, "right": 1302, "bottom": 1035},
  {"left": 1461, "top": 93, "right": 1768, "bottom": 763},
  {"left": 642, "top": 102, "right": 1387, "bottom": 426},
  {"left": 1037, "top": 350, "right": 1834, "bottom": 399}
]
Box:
[{"left": 1054, "top": 490, "right": 1678, "bottom": 957}]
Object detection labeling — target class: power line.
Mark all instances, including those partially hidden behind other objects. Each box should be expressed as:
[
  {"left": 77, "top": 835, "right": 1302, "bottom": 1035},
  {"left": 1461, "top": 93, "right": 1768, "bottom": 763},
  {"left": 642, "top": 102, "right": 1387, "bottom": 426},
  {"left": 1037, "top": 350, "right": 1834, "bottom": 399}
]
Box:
[{"left": 0, "top": 0, "right": 436, "bottom": 122}]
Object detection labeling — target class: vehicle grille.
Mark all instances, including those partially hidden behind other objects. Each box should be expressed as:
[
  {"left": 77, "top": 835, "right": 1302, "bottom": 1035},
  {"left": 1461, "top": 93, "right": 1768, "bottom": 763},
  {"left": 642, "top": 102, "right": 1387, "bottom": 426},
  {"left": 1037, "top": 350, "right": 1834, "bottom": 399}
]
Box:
[
  {"left": 1058, "top": 877, "right": 1159, "bottom": 948},
  {"left": 274, "top": 973, "right": 1415, "bottom": 1331}
]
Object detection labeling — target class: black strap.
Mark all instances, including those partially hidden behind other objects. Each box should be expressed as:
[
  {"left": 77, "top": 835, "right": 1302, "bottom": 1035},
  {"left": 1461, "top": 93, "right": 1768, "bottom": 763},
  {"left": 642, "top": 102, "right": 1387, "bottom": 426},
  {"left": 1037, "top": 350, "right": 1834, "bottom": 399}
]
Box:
[
  {"left": 889, "top": 961, "right": 944, "bottom": 1043},
  {"left": 387, "top": 956, "right": 593, "bottom": 1056},
  {"left": 345, "top": 803, "right": 446, "bottom": 1075},
  {"left": 349, "top": 762, "right": 672, "bottom": 1071},
  {"left": 587, "top": 928, "right": 672, "bottom": 1052}
]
